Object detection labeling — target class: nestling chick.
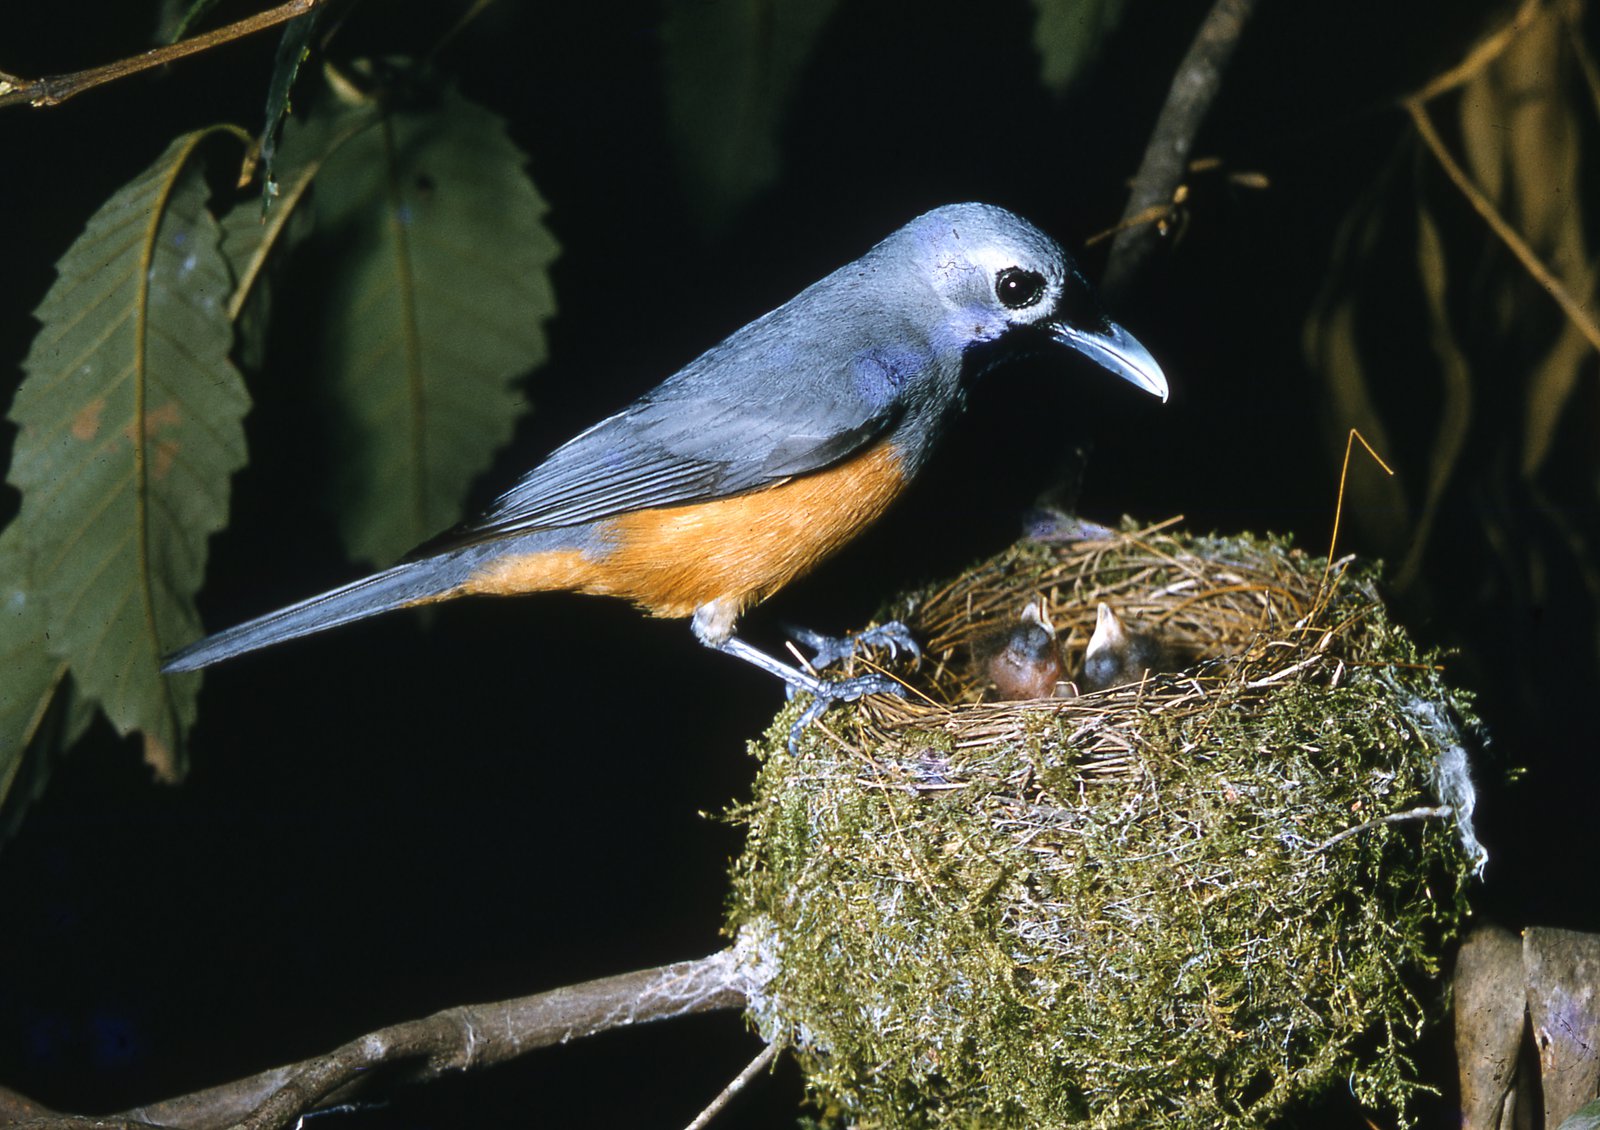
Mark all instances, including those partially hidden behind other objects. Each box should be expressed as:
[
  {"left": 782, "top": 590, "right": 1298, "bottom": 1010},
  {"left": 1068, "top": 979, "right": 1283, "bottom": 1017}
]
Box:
[
  {"left": 1080, "top": 602, "right": 1177, "bottom": 692},
  {"left": 979, "top": 598, "right": 1067, "bottom": 701}
]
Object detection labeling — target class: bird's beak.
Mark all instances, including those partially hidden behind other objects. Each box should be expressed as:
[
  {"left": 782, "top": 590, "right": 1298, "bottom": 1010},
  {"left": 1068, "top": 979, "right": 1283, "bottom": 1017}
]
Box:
[
  {"left": 1050, "top": 319, "right": 1169, "bottom": 403},
  {"left": 1086, "top": 601, "right": 1126, "bottom": 659}
]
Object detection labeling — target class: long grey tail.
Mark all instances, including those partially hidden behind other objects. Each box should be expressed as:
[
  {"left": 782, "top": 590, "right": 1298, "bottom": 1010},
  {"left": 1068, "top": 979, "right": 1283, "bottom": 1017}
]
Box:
[{"left": 162, "top": 552, "right": 476, "bottom": 673}]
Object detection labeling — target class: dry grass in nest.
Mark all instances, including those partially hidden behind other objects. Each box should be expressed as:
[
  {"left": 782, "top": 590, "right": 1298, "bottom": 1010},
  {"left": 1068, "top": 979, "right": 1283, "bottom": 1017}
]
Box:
[
  {"left": 847, "top": 516, "right": 1367, "bottom": 778},
  {"left": 727, "top": 518, "right": 1482, "bottom": 1129}
]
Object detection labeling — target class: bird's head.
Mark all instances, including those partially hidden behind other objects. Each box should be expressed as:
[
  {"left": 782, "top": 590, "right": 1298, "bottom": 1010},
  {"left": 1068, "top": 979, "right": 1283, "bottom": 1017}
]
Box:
[{"left": 905, "top": 203, "right": 1168, "bottom": 402}]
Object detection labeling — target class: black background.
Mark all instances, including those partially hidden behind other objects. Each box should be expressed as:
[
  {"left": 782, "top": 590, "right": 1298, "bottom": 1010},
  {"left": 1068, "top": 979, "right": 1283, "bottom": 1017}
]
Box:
[{"left": 0, "top": 1, "right": 1586, "bottom": 1125}]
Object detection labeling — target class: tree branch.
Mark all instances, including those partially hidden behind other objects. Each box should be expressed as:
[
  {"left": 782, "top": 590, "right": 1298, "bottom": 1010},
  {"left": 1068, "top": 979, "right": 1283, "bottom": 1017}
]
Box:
[
  {"left": 0, "top": 0, "right": 325, "bottom": 111},
  {"left": 0, "top": 951, "right": 752, "bottom": 1130},
  {"left": 1101, "top": 0, "right": 1260, "bottom": 302}
]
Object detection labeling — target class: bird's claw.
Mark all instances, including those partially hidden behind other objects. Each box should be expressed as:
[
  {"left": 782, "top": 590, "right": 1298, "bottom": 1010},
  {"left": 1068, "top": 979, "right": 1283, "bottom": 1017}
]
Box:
[
  {"left": 787, "top": 671, "right": 905, "bottom": 752},
  {"left": 789, "top": 620, "right": 922, "bottom": 671}
]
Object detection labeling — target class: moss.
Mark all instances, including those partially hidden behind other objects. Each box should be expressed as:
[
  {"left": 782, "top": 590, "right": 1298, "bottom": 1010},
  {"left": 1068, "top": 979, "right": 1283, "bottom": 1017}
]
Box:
[{"left": 726, "top": 522, "right": 1477, "bottom": 1128}]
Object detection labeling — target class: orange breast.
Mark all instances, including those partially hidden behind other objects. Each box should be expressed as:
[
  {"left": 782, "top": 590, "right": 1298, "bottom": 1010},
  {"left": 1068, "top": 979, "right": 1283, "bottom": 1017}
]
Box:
[{"left": 463, "top": 440, "right": 908, "bottom": 620}]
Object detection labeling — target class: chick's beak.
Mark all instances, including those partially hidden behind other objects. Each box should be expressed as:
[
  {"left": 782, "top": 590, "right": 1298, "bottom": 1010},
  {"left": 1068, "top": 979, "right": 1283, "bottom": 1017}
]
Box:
[{"left": 1051, "top": 318, "right": 1169, "bottom": 403}]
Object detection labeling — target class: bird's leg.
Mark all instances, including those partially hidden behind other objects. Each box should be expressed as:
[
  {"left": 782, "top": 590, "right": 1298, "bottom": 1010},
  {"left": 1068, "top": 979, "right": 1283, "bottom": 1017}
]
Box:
[
  {"left": 715, "top": 635, "right": 903, "bottom": 751},
  {"left": 717, "top": 635, "right": 902, "bottom": 737},
  {"left": 787, "top": 621, "right": 922, "bottom": 671},
  {"left": 693, "top": 601, "right": 905, "bottom": 750}
]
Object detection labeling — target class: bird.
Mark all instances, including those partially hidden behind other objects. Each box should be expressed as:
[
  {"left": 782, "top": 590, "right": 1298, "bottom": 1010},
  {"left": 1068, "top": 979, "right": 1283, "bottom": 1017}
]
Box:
[
  {"left": 1021, "top": 506, "right": 1116, "bottom": 544},
  {"left": 977, "top": 598, "right": 1068, "bottom": 701},
  {"left": 162, "top": 203, "right": 1168, "bottom": 738},
  {"left": 1079, "top": 602, "right": 1178, "bottom": 692}
]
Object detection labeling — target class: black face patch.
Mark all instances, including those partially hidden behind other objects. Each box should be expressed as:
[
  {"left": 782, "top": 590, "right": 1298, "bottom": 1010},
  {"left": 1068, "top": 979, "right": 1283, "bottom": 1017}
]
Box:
[
  {"left": 1052, "top": 268, "right": 1105, "bottom": 330},
  {"left": 995, "top": 267, "right": 1046, "bottom": 310}
]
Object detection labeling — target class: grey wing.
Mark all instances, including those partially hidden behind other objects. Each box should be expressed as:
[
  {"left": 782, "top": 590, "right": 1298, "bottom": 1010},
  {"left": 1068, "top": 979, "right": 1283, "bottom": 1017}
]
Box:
[{"left": 459, "top": 338, "right": 907, "bottom": 538}]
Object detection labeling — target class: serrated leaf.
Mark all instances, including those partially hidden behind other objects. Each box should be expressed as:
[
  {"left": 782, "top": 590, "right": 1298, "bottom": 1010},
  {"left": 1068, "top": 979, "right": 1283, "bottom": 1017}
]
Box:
[
  {"left": 1030, "top": 0, "right": 1129, "bottom": 93},
  {"left": 0, "top": 520, "right": 69, "bottom": 807},
  {"left": 663, "top": 0, "right": 839, "bottom": 224},
  {"left": 6, "top": 131, "right": 250, "bottom": 780},
  {"left": 309, "top": 78, "right": 559, "bottom": 564}
]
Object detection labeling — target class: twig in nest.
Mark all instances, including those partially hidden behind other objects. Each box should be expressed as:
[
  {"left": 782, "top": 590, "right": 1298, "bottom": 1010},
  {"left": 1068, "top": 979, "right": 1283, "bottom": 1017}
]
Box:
[
  {"left": 1312, "top": 805, "right": 1453, "bottom": 853},
  {"left": 1313, "top": 428, "right": 1394, "bottom": 621}
]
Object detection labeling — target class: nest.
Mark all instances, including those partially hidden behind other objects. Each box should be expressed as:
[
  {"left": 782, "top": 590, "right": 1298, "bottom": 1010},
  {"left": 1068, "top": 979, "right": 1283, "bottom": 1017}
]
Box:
[{"left": 726, "top": 518, "right": 1482, "bottom": 1129}]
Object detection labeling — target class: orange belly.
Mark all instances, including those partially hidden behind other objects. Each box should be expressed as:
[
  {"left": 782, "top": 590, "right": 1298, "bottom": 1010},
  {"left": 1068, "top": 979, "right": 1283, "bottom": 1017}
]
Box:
[{"left": 463, "top": 441, "right": 908, "bottom": 619}]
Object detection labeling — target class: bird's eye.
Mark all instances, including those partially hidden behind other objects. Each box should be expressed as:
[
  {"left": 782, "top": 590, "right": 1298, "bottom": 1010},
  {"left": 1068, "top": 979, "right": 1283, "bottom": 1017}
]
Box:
[{"left": 995, "top": 267, "right": 1046, "bottom": 310}]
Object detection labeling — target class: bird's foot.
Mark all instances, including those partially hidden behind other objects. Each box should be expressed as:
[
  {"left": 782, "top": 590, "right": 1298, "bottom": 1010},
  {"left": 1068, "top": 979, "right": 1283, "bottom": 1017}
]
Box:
[
  {"left": 789, "top": 620, "right": 921, "bottom": 672},
  {"left": 787, "top": 670, "right": 905, "bottom": 752},
  {"left": 711, "top": 630, "right": 912, "bottom": 753}
]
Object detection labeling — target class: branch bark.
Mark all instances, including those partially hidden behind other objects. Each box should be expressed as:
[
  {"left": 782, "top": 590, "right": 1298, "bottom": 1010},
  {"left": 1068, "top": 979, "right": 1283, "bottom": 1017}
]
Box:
[
  {"left": 0, "top": 951, "right": 752, "bottom": 1130},
  {"left": 1101, "top": 0, "right": 1261, "bottom": 302},
  {"left": 0, "top": 0, "right": 325, "bottom": 110}
]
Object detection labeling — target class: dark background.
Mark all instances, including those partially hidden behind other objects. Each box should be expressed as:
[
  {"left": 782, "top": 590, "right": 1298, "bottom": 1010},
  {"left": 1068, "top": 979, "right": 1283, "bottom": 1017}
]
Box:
[{"left": 0, "top": 0, "right": 1588, "bottom": 1125}]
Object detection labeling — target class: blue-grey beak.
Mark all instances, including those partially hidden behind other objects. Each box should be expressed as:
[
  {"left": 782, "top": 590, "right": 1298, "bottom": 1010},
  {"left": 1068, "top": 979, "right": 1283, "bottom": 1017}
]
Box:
[{"left": 1051, "top": 319, "right": 1169, "bottom": 403}]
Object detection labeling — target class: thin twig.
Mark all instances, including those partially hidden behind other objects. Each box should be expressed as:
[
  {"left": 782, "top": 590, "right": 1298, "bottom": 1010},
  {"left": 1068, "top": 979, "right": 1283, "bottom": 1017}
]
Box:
[
  {"left": 1312, "top": 805, "right": 1453, "bottom": 852},
  {"left": 0, "top": 0, "right": 325, "bottom": 110},
  {"left": 1404, "top": 96, "right": 1600, "bottom": 355},
  {"left": 683, "top": 1040, "right": 782, "bottom": 1130},
  {"left": 1101, "top": 0, "right": 1260, "bottom": 301}
]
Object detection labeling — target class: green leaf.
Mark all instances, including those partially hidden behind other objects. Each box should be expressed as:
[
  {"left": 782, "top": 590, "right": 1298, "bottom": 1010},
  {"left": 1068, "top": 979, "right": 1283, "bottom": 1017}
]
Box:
[
  {"left": 224, "top": 95, "right": 373, "bottom": 324},
  {"left": 1559, "top": 1099, "right": 1600, "bottom": 1130},
  {"left": 0, "top": 675, "right": 96, "bottom": 845},
  {"left": 219, "top": 106, "right": 338, "bottom": 369},
  {"left": 308, "top": 76, "right": 559, "bottom": 564},
  {"left": 260, "top": 7, "right": 325, "bottom": 210},
  {"left": 0, "top": 517, "right": 98, "bottom": 839},
  {"left": 0, "top": 520, "right": 68, "bottom": 807},
  {"left": 6, "top": 130, "right": 250, "bottom": 781},
  {"left": 221, "top": 200, "right": 283, "bottom": 374},
  {"left": 1030, "top": 0, "right": 1128, "bottom": 93},
  {"left": 662, "top": 0, "right": 839, "bottom": 224}
]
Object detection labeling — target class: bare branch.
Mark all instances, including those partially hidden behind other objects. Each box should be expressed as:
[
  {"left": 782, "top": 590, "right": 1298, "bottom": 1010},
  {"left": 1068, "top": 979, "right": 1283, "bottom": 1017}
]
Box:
[
  {"left": 1, "top": 951, "right": 750, "bottom": 1130},
  {"left": 1101, "top": 0, "right": 1260, "bottom": 301},
  {"left": 684, "top": 1039, "right": 782, "bottom": 1130},
  {"left": 0, "top": 0, "right": 325, "bottom": 111}
]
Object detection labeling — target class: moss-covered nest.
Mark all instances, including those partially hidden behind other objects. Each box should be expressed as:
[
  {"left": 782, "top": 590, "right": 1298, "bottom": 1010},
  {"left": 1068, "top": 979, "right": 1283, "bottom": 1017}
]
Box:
[{"left": 726, "top": 518, "right": 1483, "bottom": 1129}]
